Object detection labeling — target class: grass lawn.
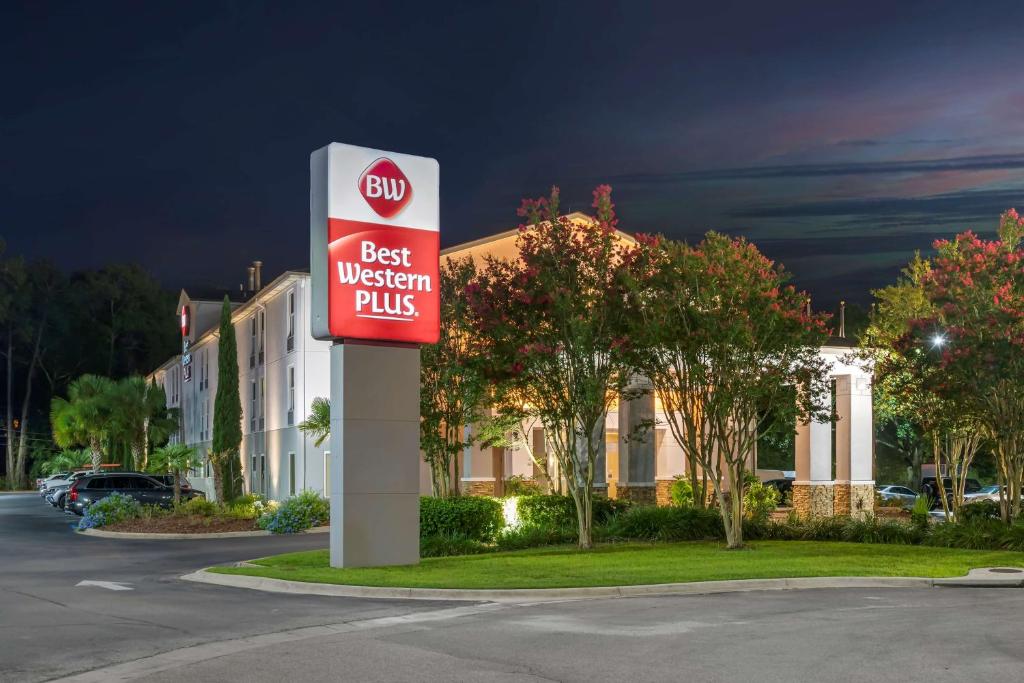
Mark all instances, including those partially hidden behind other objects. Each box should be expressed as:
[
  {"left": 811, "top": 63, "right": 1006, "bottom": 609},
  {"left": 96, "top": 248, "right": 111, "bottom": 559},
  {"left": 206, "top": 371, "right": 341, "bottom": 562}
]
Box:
[{"left": 209, "top": 540, "right": 1024, "bottom": 589}]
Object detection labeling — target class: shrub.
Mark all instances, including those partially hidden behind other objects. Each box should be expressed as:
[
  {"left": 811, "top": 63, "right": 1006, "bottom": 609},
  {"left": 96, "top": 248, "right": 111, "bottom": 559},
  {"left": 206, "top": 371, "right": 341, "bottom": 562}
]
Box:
[
  {"left": 420, "top": 532, "right": 491, "bottom": 558},
  {"left": 911, "top": 495, "right": 932, "bottom": 527},
  {"left": 668, "top": 477, "right": 694, "bottom": 508},
  {"left": 226, "top": 493, "right": 271, "bottom": 520},
  {"left": 258, "top": 490, "right": 329, "bottom": 534},
  {"left": 420, "top": 496, "right": 504, "bottom": 542},
  {"left": 926, "top": 519, "right": 1024, "bottom": 552},
  {"left": 604, "top": 505, "right": 723, "bottom": 542},
  {"left": 959, "top": 500, "right": 1000, "bottom": 522},
  {"left": 78, "top": 492, "right": 141, "bottom": 530},
  {"left": 515, "top": 495, "right": 629, "bottom": 530},
  {"left": 744, "top": 480, "right": 780, "bottom": 522},
  {"left": 495, "top": 524, "right": 578, "bottom": 551},
  {"left": 179, "top": 497, "right": 218, "bottom": 517},
  {"left": 504, "top": 475, "right": 543, "bottom": 496}
]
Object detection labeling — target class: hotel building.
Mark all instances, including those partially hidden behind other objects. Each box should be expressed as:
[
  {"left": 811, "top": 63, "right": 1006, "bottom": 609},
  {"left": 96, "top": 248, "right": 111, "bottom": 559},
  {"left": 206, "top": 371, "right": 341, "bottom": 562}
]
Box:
[{"left": 149, "top": 216, "right": 874, "bottom": 517}]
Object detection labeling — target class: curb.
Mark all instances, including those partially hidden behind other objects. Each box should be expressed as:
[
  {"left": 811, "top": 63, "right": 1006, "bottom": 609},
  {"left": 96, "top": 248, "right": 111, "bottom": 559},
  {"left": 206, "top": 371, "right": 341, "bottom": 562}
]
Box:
[
  {"left": 181, "top": 566, "right": 1024, "bottom": 602},
  {"left": 79, "top": 526, "right": 330, "bottom": 541}
]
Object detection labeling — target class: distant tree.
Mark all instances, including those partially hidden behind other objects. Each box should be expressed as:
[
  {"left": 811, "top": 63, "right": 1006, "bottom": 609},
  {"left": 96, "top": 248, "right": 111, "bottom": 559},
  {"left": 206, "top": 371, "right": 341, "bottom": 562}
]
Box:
[
  {"left": 466, "top": 186, "right": 633, "bottom": 548},
  {"left": 622, "top": 232, "right": 831, "bottom": 548},
  {"left": 298, "top": 397, "right": 330, "bottom": 447},
  {"left": 211, "top": 296, "right": 242, "bottom": 502},
  {"left": 149, "top": 443, "right": 196, "bottom": 505},
  {"left": 420, "top": 256, "right": 488, "bottom": 497},
  {"left": 50, "top": 375, "right": 117, "bottom": 472}
]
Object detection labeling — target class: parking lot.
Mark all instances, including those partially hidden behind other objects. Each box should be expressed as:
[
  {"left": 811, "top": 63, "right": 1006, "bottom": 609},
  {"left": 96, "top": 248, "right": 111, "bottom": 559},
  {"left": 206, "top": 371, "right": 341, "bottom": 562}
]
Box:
[{"left": 4, "top": 492, "right": 1024, "bottom": 683}]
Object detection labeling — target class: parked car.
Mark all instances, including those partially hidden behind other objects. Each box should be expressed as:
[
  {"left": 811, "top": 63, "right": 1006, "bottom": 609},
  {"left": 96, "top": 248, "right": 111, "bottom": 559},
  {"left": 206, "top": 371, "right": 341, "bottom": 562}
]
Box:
[
  {"left": 66, "top": 473, "right": 203, "bottom": 515},
  {"left": 964, "top": 485, "right": 1002, "bottom": 504},
  {"left": 42, "top": 471, "right": 90, "bottom": 504},
  {"left": 37, "top": 472, "right": 71, "bottom": 492},
  {"left": 876, "top": 485, "right": 918, "bottom": 509},
  {"left": 920, "top": 477, "right": 983, "bottom": 509}
]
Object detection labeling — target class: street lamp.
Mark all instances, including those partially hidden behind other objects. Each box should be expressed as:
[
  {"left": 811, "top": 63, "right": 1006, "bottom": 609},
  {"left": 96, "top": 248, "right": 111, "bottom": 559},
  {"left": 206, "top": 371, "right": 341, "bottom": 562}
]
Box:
[{"left": 931, "top": 333, "right": 947, "bottom": 349}]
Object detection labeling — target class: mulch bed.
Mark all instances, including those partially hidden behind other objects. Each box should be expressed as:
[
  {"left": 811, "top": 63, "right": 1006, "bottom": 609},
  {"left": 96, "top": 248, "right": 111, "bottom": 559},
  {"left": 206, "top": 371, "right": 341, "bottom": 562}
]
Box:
[{"left": 104, "top": 515, "right": 259, "bottom": 534}]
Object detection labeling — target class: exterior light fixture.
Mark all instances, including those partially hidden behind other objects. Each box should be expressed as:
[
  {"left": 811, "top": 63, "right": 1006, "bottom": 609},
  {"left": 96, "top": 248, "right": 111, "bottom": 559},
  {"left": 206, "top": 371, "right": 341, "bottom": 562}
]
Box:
[{"left": 931, "top": 333, "right": 946, "bottom": 348}]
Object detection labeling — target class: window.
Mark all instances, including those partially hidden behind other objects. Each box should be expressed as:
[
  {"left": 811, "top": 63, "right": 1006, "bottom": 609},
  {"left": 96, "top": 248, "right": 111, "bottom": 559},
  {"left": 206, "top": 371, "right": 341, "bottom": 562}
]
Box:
[
  {"left": 249, "top": 317, "right": 257, "bottom": 368},
  {"left": 258, "top": 310, "right": 265, "bottom": 364},
  {"left": 287, "top": 366, "right": 295, "bottom": 426},
  {"left": 259, "top": 377, "right": 265, "bottom": 430},
  {"left": 251, "top": 454, "right": 257, "bottom": 494},
  {"left": 260, "top": 454, "right": 266, "bottom": 496},
  {"left": 286, "top": 290, "right": 296, "bottom": 352},
  {"left": 250, "top": 380, "right": 257, "bottom": 431},
  {"left": 289, "top": 452, "right": 296, "bottom": 496}
]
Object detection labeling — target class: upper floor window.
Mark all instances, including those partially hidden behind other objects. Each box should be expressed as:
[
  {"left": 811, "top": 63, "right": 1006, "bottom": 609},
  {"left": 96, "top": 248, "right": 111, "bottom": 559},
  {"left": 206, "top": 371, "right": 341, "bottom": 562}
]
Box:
[
  {"left": 287, "top": 365, "right": 295, "bottom": 426},
  {"left": 286, "top": 290, "right": 296, "bottom": 352},
  {"left": 249, "top": 317, "right": 257, "bottom": 368}
]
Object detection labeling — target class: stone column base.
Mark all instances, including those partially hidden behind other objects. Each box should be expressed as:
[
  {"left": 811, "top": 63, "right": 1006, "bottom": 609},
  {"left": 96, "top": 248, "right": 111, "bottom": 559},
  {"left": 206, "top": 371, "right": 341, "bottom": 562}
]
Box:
[
  {"left": 834, "top": 482, "right": 852, "bottom": 516},
  {"left": 462, "top": 479, "right": 495, "bottom": 496},
  {"left": 609, "top": 483, "right": 656, "bottom": 504},
  {"left": 655, "top": 480, "right": 674, "bottom": 507},
  {"left": 849, "top": 482, "right": 875, "bottom": 519},
  {"left": 792, "top": 482, "right": 834, "bottom": 518},
  {"left": 832, "top": 481, "right": 876, "bottom": 519}
]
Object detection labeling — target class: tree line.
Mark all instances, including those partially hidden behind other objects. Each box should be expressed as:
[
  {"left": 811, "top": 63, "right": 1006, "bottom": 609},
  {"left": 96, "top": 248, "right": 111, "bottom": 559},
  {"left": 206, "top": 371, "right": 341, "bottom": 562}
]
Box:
[{"left": 0, "top": 241, "right": 179, "bottom": 488}]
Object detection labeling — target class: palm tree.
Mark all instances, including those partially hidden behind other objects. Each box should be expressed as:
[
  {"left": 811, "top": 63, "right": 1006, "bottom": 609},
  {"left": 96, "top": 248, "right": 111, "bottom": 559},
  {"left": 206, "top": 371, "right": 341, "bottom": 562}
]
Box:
[
  {"left": 149, "top": 443, "right": 196, "bottom": 505},
  {"left": 51, "top": 375, "right": 116, "bottom": 472},
  {"left": 40, "top": 448, "right": 91, "bottom": 475},
  {"left": 298, "top": 397, "right": 330, "bottom": 447},
  {"left": 108, "top": 376, "right": 178, "bottom": 471}
]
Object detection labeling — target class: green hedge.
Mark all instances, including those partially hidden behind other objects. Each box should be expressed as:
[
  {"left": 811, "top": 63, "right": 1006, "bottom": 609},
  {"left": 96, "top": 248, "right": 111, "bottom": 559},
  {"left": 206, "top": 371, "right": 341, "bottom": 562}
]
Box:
[
  {"left": 515, "top": 494, "right": 630, "bottom": 530},
  {"left": 420, "top": 496, "right": 504, "bottom": 542},
  {"left": 602, "top": 506, "right": 723, "bottom": 542}
]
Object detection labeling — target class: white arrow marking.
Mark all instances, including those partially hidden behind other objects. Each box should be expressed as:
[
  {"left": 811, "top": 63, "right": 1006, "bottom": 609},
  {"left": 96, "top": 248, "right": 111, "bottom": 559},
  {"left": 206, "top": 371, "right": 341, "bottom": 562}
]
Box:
[{"left": 76, "top": 580, "right": 133, "bottom": 591}]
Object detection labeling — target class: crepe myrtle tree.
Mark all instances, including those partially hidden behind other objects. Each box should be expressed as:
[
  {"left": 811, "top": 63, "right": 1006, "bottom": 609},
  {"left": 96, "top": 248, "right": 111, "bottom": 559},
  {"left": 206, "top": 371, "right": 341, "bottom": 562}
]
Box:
[
  {"left": 904, "top": 210, "right": 1024, "bottom": 522},
  {"left": 861, "top": 253, "right": 984, "bottom": 518},
  {"left": 621, "top": 232, "right": 831, "bottom": 549},
  {"left": 419, "top": 256, "right": 489, "bottom": 497},
  {"left": 466, "top": 185, "right": 634, "bottom": 549}
]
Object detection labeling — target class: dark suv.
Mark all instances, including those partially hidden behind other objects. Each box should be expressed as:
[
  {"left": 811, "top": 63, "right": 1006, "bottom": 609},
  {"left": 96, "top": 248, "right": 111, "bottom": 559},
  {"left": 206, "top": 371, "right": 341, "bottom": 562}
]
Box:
[{"left": 66, "top": 473, "right": 203, "bottom": 515}]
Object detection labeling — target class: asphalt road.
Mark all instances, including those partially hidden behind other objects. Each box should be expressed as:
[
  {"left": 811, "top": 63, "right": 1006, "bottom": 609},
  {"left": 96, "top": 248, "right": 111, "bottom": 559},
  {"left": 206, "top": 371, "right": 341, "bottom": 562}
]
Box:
[{"left": 3, "top": 493, "right": 1024, "bottom": 683}]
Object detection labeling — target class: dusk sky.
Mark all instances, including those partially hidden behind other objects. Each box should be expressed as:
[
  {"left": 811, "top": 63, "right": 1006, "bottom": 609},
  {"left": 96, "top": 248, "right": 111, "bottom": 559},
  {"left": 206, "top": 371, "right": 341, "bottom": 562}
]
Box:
[{"left": 4, "top": 1, "right": 1024, "bottom": 306}]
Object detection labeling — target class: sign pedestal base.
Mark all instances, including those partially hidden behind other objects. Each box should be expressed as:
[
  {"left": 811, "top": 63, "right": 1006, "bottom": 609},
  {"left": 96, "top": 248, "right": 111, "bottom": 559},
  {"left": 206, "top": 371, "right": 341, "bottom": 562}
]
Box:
[{"left": 329, "top": 341, "right": 420, "bottom": 568}]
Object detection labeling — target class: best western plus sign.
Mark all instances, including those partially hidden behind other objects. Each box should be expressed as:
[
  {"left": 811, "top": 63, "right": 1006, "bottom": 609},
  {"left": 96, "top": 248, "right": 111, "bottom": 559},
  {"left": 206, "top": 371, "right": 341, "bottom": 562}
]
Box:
[{"left": 310, "top": 143, "right": 440, "bottom": 344}]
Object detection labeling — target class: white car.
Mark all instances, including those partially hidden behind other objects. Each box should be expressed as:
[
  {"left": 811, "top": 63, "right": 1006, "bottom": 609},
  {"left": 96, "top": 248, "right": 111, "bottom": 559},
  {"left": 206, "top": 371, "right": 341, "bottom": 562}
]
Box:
[
  {"left": 964, "top": 485, "right": 1001, "bottom": 504},
  {"left": 877, "top": 485, "right": 919, "bottom": 509},
  {"left": 37, "top": 472, "right": 72, "bottom": 495}
]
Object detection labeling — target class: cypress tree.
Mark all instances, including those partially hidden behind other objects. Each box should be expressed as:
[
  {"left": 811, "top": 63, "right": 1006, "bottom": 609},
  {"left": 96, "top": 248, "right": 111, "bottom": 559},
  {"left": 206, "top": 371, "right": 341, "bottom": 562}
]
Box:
[{"left": 211, "top": 295, "right": 242, "bottom": 501}]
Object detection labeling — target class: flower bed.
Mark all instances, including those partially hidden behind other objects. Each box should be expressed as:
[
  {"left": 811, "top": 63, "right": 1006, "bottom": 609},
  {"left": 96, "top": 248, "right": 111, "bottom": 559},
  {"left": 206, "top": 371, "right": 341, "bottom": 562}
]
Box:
[{"left": 104, "top": 516, "right": 261, "bottom": 534}]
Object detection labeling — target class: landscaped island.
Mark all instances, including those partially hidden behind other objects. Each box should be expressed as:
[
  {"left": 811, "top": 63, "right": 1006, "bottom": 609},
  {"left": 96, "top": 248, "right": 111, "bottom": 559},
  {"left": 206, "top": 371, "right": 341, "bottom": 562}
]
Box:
[{"left": 210, "top": 541, "right": 1024, "bottom": 589}]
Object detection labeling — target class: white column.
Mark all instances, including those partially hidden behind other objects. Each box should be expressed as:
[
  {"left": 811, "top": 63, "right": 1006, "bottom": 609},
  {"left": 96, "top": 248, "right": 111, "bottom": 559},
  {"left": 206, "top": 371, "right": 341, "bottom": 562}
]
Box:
[
  {"left": 838, "top": 375, "right": 873, "bottom": 483},
  {"left": 330, "top": 341, "right": 420, "bottom": 568}
]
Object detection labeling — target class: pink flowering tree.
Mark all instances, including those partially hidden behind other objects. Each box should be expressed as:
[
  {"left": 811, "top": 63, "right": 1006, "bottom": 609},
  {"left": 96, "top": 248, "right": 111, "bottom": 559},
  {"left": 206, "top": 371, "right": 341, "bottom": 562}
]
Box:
[
  {"left": 420, "top": 256, "right": 489, "bottom": 497},
  {"left": 622, "top": 233, "right": 831, "bottom": 548},
  {"left": 465, "top": 186, "right": 633, "bottom": 548},
  {"left": 904, "top": 209, "right": 1024, "bottom": 521}
]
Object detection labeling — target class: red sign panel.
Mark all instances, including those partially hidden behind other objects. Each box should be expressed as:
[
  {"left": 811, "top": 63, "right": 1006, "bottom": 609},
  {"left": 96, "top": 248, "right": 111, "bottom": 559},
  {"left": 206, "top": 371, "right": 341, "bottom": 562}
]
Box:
[{"left": 326, "top": 218, "right": 439, "bottom": 343}]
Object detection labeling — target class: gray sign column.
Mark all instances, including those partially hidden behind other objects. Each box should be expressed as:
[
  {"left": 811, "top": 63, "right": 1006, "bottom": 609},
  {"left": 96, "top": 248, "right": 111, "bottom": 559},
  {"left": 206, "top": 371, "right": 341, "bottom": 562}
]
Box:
[{"left": 329, "top": 341, "right": 420, "bottom": 568}]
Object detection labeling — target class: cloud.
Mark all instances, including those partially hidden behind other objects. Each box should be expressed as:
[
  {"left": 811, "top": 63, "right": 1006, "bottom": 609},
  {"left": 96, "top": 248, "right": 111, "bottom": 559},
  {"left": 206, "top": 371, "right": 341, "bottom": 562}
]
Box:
[
  {"left": 732, "top": 188, "right": 1024, "bottom": 221},
  {"left": 610, "top": 153, "right": 1024, "bottom": 184}
]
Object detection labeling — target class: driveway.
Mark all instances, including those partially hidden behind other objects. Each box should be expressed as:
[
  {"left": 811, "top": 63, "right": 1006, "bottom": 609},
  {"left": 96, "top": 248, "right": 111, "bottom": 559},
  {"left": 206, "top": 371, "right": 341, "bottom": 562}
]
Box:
[{"left": 3, "top": 493, "right": 1023, "bottom": 682}]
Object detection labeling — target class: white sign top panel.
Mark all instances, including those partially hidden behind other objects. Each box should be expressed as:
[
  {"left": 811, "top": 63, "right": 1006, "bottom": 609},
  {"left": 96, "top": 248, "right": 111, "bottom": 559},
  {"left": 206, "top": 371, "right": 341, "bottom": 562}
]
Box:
[{"left": 326, "top": 142, "right": 439, "bottom": 232}]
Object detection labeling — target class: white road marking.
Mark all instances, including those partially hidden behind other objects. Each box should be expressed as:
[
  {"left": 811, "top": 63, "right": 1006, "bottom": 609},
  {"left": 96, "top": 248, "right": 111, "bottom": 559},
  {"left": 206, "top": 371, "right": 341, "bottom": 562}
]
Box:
[{"left": 76, "top": 580, "right": 134, "bottom": 591}]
